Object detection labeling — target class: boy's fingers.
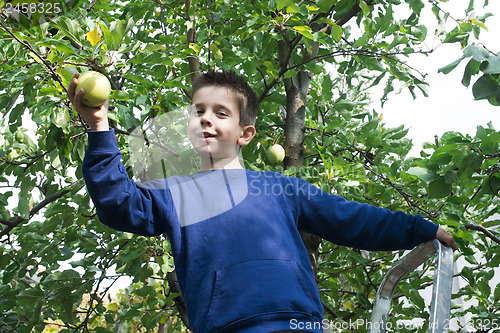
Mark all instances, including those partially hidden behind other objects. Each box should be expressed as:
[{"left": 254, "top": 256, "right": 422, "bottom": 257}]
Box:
[
  {"left": 67, "top": 72, "right": 80, "bottom": 103},
  {"left": 73, "top": 88, "right": 87, "bottom": 113},
  {"left": 448, "top": 237, "right": 457, "bottom": 252},
  {"left": 444, "top": 232, "right": 457, "bottom": 251},
  {"left": 436, "top": 228, "right": 457, "bottom": 251}
]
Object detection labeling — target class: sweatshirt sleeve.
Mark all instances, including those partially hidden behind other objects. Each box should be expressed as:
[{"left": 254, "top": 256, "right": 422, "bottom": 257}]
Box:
[
  {"left": 82, "top": 129, "right": 175, "bottom": 236},
  {"left": 293, "top": 177, "right": 438, "bottom": 251}
]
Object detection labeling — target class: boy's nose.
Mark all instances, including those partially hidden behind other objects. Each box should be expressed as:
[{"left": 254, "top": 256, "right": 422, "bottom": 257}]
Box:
[{"left": 200, "top": 111, "right": 213, "bottom": 126}]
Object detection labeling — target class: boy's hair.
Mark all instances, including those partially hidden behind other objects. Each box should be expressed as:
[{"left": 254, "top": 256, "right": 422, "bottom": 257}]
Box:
[{"left": 191, "top": 70, "right": 259, "bottom": 126}]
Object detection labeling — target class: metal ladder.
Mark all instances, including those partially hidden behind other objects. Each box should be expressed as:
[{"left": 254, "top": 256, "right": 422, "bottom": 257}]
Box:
[{"left": 368, "top": 239, "right": 454, "bottom": 333}]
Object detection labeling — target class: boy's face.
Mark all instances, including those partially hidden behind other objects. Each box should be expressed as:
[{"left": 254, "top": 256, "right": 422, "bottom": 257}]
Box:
[{"left": 187, "top": 86, "right": 255, "bottom": 163}]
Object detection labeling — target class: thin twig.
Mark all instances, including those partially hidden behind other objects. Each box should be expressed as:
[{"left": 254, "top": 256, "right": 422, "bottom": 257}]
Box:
[
  {"left": 0, "top": 20, "right": 66, "bottom": 93},
  {"left": 464, "top": 223, "right": 500, "bottom": 245}
]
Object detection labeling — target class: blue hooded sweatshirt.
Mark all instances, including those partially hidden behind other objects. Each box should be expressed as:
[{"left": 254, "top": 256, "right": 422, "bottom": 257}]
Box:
[{"left": 82, "top": 129, "right": 438, "bottom": 333}]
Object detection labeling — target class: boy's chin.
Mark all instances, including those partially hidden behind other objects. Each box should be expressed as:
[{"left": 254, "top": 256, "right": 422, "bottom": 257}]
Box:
[
  {"left": 193, "top": 142, "right": 238, "bottom": 152},
  {"left": 192, "top": 143, "right": 240, "bottom": 160}
]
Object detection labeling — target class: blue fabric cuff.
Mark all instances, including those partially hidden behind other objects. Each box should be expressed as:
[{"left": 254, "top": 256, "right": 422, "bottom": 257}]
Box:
[{"left": 86, "top": 128, "right": 118, "bottom": 152}]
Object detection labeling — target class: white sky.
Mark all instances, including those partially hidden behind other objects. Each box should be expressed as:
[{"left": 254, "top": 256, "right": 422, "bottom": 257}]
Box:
[
  {"left": 379, "top": 0, "right": 500, "bottom": 156},
  {"left": 379, "top": 5, "right": 500, "bottom": 323}
]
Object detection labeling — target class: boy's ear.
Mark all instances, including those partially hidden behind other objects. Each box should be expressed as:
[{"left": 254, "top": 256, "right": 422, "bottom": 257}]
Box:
[{"left": 238, "top": 125, "right": 256, "bottom": 146}]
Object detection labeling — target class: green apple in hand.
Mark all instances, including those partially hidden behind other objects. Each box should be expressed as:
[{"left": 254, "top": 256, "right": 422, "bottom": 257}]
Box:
[
  {"left": 267, "top": 144, "right": 285, "bottom": 164},
  {"left": 75, "top": 71, "right": 111, "bottom": 107}
]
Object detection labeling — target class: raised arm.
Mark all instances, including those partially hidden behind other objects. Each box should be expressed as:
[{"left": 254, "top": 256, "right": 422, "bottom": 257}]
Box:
[
  {"left": 68, "top": 72, "right": 109, "bottom": 131},
  {"left": 68, "top": 73, "right": 175, "bottom": 237}
]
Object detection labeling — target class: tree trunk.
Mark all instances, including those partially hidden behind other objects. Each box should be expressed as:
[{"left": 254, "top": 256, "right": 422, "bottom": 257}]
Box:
[
  {"left": 166, "top": 270, "right": 192, "bottom": 330},
  {"left": 278, "top": 37, "right": 321, "bottom": 276},
  {"left": 185, "top": 0, "right": 200, "bottom": 82},
  {"left": 277, "top": 2, "right": 364, "bottom": 281}
]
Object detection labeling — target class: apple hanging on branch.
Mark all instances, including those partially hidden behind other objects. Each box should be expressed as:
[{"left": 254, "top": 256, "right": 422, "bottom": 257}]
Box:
[
  {"left": 75, "top": 71, "right": 111, "bottom": 107},
  {"left": 267, "top": 144, "right": 285, "bottom": 164}
]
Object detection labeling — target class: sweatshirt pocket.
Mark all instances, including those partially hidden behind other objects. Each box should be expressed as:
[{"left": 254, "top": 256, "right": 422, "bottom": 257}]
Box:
[{"left": 205, "top": 259, "right": 316, "bottom": 331}]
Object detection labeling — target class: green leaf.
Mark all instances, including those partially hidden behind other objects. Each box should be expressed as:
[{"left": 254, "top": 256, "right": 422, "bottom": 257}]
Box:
[
  {"left": 359, "top": 0, "right": 370, "bottom": 16},
  {"left": 466, "top": 0, "right": 475, "bottom": 13},
  {"left": 442, "top": 28, "right": 469, "bottom": 44},
  {"left": 456, "top": 229, "right": 475, "bottom": 243},
  {"left": 134, "top": 285, "right": 156, "bottom": 297},
  {"left": 463, "top": 44, "right": 490, "bottom": 62},
  {"left": 460, "top": 152, "right": 483, "bottom": 171},
  {"left": 8, "top": 103, "right": 26, "bottom": 128},
  {"left": 110, "top": 90, "right": 132, "bottom": 100},
  {"left": 494, "top": 283, "right": 500, "bottom": 303},
  {"left": 407, "top": 0, "right": 424, "bottom": 15},
  {"left": 481, "top": 173, "right": 500, "bottom": 195},
  {"left": 60, "top": 294, "right": 75, "bottom": 322},
  {"left": 52, "top": 16, "right": 86, "bottom": 46},
  {"left": 428, "top": 177, "right": 452, "bottom": 198},
  {"left": 408, "top": 289, "right": 425, "bottom": 310},
  {"left": 37, "top": 40, "right": 77, "bottom": 56},
  {"left": 406, "top": 167, "right": 439, "bottom": 184},
  {"left": 462, "top": 58, "right": 481, "bottom": 87},
  {"left": 444, "top": 169, "right": 458, "bottom": 185},
  {"left": 361, "top": 56, "right": 385, "bottom": 72},
  {"left": 129, "top": 50, "right": 174, "bottom": 65},
  {"left": 294, "top": 25, "right": 314, "bottom": 40},
  {"left": 101, "top": 18, "right": 135, "bottom": 51},
  {"left": 317, "top": 0, "right": 333, "bottom": 12},
  {"left": 430, "top": 144, "right": 456, "bottom": 164},
  {"left": 330, "top": 23, "right": 342, "bottom": 42},
  {"left": 18, "top": 178, "right": 35, "bottom": 218},
  {"left": 283, "top": 69, "right": 298, "bottom": 78},
  {"left": 438, "top": 56, "right": 465, "bottom": 74},
  {"left": 460, "top": 265, "right": 475, "bottom": 284},
  {"left": 18, "top": 288, "right": 44, "bottom": 306},
  {"left": 286, "top": 3, "right": 300, "bottom": 13},
  {"left": 479, "top": 131, "right": 500, "bottom": 154},
  {"left": 482, "top": 55, "right": 500, "bottom": 74},
  {"left": 209, "top": 43, "right": 223, "bottom": 60},
  {"left": 45, "top": 269, "right": 82, "bottom": 283},
  {"left": 472, "top": 75, "right": 498, "bottom": 99},
  {"left": 277, "top": 0, "right": 292, "bottom": 10}
]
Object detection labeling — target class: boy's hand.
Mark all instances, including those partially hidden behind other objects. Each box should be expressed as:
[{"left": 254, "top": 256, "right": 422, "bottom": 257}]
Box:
[
  {"left": 68, "top": 72, "right": 110, "bottom": 131},
  {"left": 436, "top": 227, "right": 457, "bottom": 251}
]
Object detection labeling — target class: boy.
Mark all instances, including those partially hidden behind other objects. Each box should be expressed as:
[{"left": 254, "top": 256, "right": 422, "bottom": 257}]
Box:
[{"left": 68, "top": 70, "right": 456, "bottom": 333}]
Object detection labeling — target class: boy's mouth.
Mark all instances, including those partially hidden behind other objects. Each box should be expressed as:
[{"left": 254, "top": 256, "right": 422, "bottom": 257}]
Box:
[{"left": 199, "top": 131, "right": 217, "bottom": 141}]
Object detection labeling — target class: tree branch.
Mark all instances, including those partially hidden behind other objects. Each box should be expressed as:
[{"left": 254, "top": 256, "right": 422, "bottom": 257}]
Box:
[
  {"left": 464, "top": 223, "right": 500, "bottom": 245},
  {"left": 185, "top": 0, "right": 200, "bottom": 84},
  {"left": 321, "top": 300, "right": 340, "bottom": 319},
  {"left": 0, "top": 218, "right": 14, "bottom": 227},
  {"left": 167, "top": 270, "right": 192, "bottom": 330},
  {"left": 0, "top": 181, "right": 80, "bottom": 238},
  {"left": 348, "top": 148, "right": 440, "bottom": 219},
  {"left": 81, "top": 241, "right": 129, "bottom": 331},
  {"left": 258, "top": 32, "right": 303, "bottom": 103}
]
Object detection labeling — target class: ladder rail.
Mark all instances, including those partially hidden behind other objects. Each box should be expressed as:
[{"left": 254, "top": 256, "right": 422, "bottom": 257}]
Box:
[
  {"left": 428, "top": 240, "right": 454, "bottom": 332},
  {"left": 368, "top": 240, "right": 454, "bottom": 333}
]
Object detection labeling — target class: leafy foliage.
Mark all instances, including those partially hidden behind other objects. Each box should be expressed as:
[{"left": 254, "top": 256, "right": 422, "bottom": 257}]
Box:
[{"left": 0, "top": 0, "right": 499, "bottom": 332}]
